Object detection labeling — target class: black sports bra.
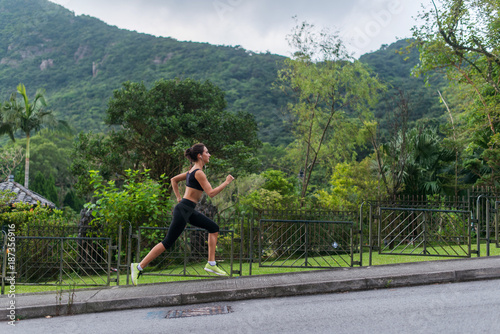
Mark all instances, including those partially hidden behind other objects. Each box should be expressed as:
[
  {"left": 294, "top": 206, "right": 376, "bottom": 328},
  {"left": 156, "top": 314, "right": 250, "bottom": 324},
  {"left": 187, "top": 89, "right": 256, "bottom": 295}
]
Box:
[{"left": 186, "top": 169, "right": 203, "bottom": 191}]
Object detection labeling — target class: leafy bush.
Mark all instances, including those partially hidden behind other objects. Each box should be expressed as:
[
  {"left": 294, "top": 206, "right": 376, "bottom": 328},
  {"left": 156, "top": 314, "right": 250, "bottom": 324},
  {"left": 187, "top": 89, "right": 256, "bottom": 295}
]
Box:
[
  {"left": 239, "top": 169, "right": 300, "bottom": 209},
  {"left": 0, "top": 201, "right": 77, "bottom": 236},
  {"left": 84, "top": 169, "right": 172, "bottom": 236},
  {"left": 316, "top": 159, "right": 383, "bottom": 210},
  {"left": 0, "top": 189, "right": 15, "bottom": 214},
  {"left": 240, "top": 188, "right": 285, "bottom": 210}
]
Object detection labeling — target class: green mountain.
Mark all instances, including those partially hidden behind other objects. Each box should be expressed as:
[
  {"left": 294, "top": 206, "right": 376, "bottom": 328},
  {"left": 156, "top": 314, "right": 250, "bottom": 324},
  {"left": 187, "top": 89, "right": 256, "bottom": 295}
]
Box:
[
  {"left": 360, "top": 40, "right": 446, "bottom": 137},
  {"left": 0, "top": 0, "right": 289, "bottom": 144},
  {"left": 0, "top": 0, "right": 444, "bottom": 147}
]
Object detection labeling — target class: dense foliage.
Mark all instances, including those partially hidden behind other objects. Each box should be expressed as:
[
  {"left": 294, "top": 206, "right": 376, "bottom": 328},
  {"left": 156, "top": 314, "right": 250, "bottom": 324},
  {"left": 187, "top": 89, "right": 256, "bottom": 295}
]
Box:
[
  {"left": 0, "top": 83, "right": 70, "bottom": 188},
  {"left": 0, "top": 199, "right": 77, "bottom": 233},
  {"left": 360, "top": 39, "right": 447, "bottom": 141},
  {"left": 412, "top": 0, "right": 500, "bottom": 187},
  {"left": 71, "top": 78, "right": 262, "bottom": 196},
  {"left": 0, "top": 146, "right": 22, "bottom": 181},
  {"left": 84, "top": 169, "right": 171, "bottom": 234},
  {"left": 3, "top": 0, "right": 495, "bottom": 216},
  {"left": 0, "top": 0, "right": 446, "bottom": 147},
  {"left": 277, "top": 21, "right": 385, "bottom": 198}
]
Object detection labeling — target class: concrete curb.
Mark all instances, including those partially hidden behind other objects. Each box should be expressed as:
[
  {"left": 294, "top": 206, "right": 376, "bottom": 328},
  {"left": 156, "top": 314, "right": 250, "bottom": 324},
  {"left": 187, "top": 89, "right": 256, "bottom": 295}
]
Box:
[{"left": 5, "top": 265, "right": 500, "bottom": 320}]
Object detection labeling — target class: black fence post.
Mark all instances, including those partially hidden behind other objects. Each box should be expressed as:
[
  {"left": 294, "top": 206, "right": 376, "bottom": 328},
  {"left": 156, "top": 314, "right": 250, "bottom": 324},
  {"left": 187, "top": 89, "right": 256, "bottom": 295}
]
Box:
[
  {"left": 239, "top": 214, "right": 244, "bottom": 276},
  {"left": 116, "top": 224, "right": 122, "bottom": 286},
  {"left": 249, "top": 211, "right": 254, "bottom": 276},
  {"left": 495, "top": 201, "right": 500, "bottom": 248},
  {"left": 486, "top": 200, "right": 490, "bottom": 257},
  {"left": 107, "top": 238, "right": 112, "bottom": 286},
  {"left": 59, "top": 238, "right": 64, "bottom": 285},
  {"left": 304, "top": 221, "right": 308, "bottom": 267},
  {"left": 369, "top": 203, "right": 373, "bottom": 266},
  {"left": 127, "top": 223, "right": 133, "bottom": 285}
]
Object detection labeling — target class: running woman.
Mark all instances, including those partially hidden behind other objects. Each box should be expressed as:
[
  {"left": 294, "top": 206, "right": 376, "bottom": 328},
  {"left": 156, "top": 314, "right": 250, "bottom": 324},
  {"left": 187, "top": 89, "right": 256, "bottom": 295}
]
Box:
[{"left": 130, "top": 143, "right": 234, "bottom": 285}]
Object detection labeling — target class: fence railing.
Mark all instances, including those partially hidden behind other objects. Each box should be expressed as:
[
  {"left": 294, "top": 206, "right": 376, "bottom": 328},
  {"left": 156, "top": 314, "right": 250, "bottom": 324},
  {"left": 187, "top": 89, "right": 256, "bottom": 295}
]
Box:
[
  {"left": 494, "top": 202, "right": 500, "bottom": 249},
  {"left": 15, "top": 236, "right": 112, "bottom": 286},
  {"left": 258, "top": 219, "right": 355, "bottom": 268},
  {"left": 253, "top": 207, "right": 359, "bottom": 270},
  {"left": 376, "top": 207, "right": 471, "bottom": 258},
  {"left": 3, "top": 192, "right": 500, "bottom": 292}
]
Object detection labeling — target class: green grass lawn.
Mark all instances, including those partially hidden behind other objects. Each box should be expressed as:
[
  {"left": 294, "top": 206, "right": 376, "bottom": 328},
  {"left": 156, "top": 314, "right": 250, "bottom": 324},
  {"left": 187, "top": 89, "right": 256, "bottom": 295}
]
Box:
[{"left": 8, "top": 243, "right": 500, "bottom": 295}]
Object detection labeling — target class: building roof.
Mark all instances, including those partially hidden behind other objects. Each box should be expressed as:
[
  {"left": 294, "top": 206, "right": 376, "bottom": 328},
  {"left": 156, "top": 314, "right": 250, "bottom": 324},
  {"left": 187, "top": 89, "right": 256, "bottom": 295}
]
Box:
[{"left": 0, "top": 181, "right": 57, "bottom": 209}]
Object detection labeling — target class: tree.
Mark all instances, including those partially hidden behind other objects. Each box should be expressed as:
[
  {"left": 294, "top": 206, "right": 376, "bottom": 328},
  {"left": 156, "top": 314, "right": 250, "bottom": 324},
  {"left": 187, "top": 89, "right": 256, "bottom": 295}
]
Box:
[
  {"left": 31, "top": 171, "right": 58, "bottom": 204},
  {"left": 0, "top": 146, "right": 23, "bottom": 182},
  {"left": 239, "top": 169, "right": 300, "bottom": 209},
  {"left": 436, "top": 89, "right": 470, "bottom": 196},
  {"left": 5, "top": 130, "right": 82, "bottom": 209},
  {"left": 401, "top": 126, "right": 455, "bottom": 195},
  {"left": 23, "top": 130, "right": 76, "bottom": 204},
  {"left": 259, "top": 169, "right": 297, "bottom": 197},
  {"left": 316, "top": 159, "right": 383, "bottom": 210},
  {"left": 84, "top": 169, "right": 171, "bottom": 235},
  {"left": 1, "top": 84, "right": 70, "bottom": 188},
  {"left": 363, "top": 90, "right": 412, "bottom": 198},
  {"left": 412, "top": 0, "right": 500, "bottom": 186},
  {"left": 72, "top": 78, "right": 261, "bottom": 195},
  {"left": 276, "top": 21, "right": 385, "bottom": 198},
  {"left": 363, "top": 89, "right": 456, "bottom": 197}
]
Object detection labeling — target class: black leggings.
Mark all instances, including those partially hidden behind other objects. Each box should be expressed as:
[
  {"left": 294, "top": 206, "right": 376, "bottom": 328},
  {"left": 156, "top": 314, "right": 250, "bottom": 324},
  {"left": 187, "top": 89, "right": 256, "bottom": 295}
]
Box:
[{"left": 161, "top": 198, "right": 219, "bottom": 250}]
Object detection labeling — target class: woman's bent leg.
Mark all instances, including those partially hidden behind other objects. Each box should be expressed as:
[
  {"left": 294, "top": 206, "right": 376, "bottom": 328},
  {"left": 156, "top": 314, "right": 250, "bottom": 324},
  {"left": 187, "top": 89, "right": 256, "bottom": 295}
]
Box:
[
  {"left": 139, "top": 242, "right": 166, "bottom": 269},
  {"left": 136, "top": 203, "right": 189, "bottom": 269},
  {"left": 131, "top": 204, "right": 190, "bottom": 285}
]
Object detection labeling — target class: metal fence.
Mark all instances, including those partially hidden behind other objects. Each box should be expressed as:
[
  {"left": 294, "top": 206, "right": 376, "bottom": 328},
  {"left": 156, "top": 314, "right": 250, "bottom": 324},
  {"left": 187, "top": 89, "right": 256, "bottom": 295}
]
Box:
[
  {"left": 15, "top": 236, "right": 112, "bottom": 286},
  {"left": 3, "top": 191, "right": 500, "bottom": 292},
  {"left": 362, "top": 190, "right": 500, "bottom": 264},
  {"left": 474, "top": 197, "right": 500, "bottom": 256},
  {"left": 468, "top": 188, "right": 500, "bottom": 253},
  {"left": 376, "top": 207, "right": 471, "bottom": 258},
  {"left": 496, "top": 202, "right": 500, "bottom": 249},
  {"left": 258, "top": 219, "right": 355, "bottom": 268},
  {"left": 364, "top": 194, "right": 473, "bottom": 264},
  {"left": 250, "top": 206, "right": 359, "bottom": 271}
]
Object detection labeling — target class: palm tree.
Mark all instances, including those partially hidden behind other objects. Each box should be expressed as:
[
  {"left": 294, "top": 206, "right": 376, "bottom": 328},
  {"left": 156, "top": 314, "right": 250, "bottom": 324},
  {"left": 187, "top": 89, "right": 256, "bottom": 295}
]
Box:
[{"left": 1, "top": 84, "right": 70, "bottom": 188}]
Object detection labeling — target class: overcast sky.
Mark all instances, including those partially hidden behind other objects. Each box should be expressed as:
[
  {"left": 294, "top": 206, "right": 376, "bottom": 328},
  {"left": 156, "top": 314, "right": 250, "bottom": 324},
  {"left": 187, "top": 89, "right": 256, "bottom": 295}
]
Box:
[{"left": 48, "top": 0, "right": 431, "bottom": 58}]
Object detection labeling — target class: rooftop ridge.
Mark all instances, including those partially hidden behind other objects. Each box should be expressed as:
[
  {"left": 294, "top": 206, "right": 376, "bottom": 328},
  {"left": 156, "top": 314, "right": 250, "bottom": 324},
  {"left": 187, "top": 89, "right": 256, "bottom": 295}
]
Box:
[{"left": 0, "top": 181, "right": 57, "bottom": 208}]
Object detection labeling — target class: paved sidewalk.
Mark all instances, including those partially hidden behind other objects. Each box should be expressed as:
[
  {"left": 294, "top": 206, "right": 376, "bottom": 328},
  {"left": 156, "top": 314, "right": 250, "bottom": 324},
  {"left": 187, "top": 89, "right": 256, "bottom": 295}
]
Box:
[{"left": 2, "top": 256, "right": 500, "bottom": 320}]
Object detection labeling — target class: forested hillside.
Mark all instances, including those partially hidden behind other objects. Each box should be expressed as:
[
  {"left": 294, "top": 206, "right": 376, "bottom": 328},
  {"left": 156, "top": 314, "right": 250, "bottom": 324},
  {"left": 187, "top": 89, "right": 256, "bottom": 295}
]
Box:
[
  {"left": 0, "top": 0, "right": 289, "bottom": 144},
  {"left": 0, "top": 0, "right": 444, "bottom": 147},
  {"left": 3, "top": 0, "right": 483, "bottom": 216},
  {"left": 1, "top": 0, "right": 497, "bottom": 223},
  {"left": 360, "top": 39, "right": 446, "bottom": 139}
]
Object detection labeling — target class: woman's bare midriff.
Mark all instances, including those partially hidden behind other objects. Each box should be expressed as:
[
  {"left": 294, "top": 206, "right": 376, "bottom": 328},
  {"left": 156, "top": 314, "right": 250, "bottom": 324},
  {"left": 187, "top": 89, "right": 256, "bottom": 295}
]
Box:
[{"left": 183, "top": 187, "right": 203, "bottom": 203}]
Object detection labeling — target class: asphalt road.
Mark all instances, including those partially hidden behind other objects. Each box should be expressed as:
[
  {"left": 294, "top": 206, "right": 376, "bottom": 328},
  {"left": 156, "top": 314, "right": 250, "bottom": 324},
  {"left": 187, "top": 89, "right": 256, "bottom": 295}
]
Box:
[{"left": 7, "top": 279, "right": 500, "bottom": 334}]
